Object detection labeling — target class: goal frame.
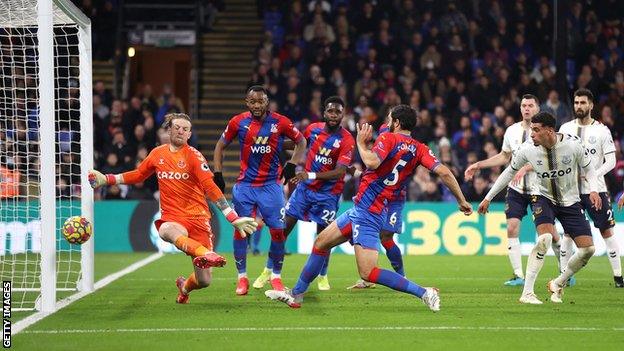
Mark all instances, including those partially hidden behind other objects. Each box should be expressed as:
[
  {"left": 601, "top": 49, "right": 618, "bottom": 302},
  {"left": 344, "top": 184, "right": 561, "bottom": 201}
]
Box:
[{"left": 37, "top": 0, "right": 94, "bottom": 312}]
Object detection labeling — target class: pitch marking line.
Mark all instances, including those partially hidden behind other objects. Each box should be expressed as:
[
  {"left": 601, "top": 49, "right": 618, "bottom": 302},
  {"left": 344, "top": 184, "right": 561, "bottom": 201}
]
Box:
[
  {"left": 21, "top": 326, "right": 624, "bottom": 334},
  {"left": 13, "top": 252, "right": 164, "bottom": 335}
]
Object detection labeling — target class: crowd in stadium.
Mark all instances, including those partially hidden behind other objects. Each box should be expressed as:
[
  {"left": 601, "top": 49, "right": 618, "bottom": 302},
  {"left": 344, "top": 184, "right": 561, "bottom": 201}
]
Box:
[
  {"left": 8, "top": 0, "right": 620, "bottom": 202},
  {"left": 249, "top": 0, "right": 624, "bottom": 200}
]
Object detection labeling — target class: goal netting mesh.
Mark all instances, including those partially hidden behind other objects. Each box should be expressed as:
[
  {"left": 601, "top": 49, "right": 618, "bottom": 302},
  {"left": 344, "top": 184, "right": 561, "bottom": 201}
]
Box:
[{"left": 0, "top": 0, "right": 93, "bottom": 312}]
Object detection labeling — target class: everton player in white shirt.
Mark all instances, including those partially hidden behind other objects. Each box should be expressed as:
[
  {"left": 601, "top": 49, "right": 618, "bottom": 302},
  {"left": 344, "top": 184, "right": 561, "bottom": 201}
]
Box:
[
  {"left": 558, "top": 89, "right": 622, "bottom": 288},
  {"left": 465, "top": 94, "right": 543, "bottom": 286},
  {"left": 478, "top": 111, "right": 601, "bottom": 304}
]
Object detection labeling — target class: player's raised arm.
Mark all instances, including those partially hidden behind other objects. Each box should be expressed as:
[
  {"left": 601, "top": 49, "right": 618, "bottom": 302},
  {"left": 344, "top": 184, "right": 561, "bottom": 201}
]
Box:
[
  {"left": 356, "top": 123, "right": 382, "bottom": 169},
  {"left": 434, "top": 164, "right": 472, "bottom": 215}
]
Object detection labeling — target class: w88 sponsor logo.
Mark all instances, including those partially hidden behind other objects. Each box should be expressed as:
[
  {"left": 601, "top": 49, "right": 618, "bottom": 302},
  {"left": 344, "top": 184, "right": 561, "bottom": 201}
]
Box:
[
  {"left": 251, "top": 136, "right": 272, "bottom": 153},
  {"left": 251, "top": 145, "right": 272, "bottom": 153},
  {"left": 314, "top": 154, "right": 333, "bottom": 165},
  {"left": 157, "top": 171, "right": 190, "bottom": 180}
]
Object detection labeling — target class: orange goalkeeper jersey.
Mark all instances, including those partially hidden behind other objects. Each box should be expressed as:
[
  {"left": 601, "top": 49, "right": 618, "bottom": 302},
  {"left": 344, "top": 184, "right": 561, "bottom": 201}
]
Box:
[{"left": 121, "top": 144, "right": 223, "bottom": 219}]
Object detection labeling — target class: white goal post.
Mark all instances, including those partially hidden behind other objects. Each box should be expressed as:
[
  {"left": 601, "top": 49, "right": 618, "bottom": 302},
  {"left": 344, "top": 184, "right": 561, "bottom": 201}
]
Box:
[{"left": 0, "top": 0, "right": 93, "bottom": 313}]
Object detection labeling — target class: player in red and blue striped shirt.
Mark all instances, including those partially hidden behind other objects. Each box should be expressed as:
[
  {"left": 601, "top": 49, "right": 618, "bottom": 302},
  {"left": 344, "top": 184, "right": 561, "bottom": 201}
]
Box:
[
  {"left": 347, "top": 121, "right": 408, "bottom": 290},
  {"left": 265, "top": 105, "right": 472, "bottom": 310},
  {"left": 213, "top": 86, "right": 307, "bottom": 295},
  {"left": 251, "top": 96, "right": 354, "bottom": 291}
]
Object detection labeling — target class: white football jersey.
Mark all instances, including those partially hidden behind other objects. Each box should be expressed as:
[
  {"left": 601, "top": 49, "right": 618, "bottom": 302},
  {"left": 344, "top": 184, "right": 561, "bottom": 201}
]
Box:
[
  {"left": 502, "top": 122, "right": 538, "bottom": 194},
  {"left": 510, "top": 134, "right": 592, "bottom": 207},
  {"left": 559, "top": 119, "right": 615, "bottom": 194}
]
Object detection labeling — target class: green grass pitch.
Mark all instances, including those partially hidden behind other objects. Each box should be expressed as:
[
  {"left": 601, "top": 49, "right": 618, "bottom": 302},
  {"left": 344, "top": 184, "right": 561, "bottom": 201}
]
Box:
[{"left": 10, "top": 253, "right": 624, "bottom": 350}]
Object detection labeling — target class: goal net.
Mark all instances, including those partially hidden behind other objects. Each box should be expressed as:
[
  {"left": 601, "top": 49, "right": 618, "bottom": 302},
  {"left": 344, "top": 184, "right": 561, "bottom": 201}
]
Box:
[{"left": 0, "top": 0, "right": 93, "bottom": 312}]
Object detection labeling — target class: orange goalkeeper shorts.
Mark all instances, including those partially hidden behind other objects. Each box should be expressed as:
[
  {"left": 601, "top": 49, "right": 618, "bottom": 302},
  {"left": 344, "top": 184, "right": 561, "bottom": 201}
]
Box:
[{"left": 154, "top": 216, "right": 214, "bottom": 251}]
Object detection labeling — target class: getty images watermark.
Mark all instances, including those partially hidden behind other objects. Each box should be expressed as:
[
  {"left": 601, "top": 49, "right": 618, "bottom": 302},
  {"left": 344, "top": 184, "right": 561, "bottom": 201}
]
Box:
[{"left": 2, "top": 281, "right": 10, "bottom": 348}]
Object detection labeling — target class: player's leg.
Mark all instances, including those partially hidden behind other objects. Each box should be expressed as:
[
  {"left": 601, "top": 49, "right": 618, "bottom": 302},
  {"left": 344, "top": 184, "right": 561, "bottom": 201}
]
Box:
[
  {"left": 306, "top": 191, "right": 339, "bottom": 291},
  {"left": 251, "top": 218, "right": 264, "bottom": 255},
  {"left": 503, "top": 189, "right": 528, "bottom": 286},
  {"left": 316, "top": 223, "right": 331, "bottom": 290},
  {"left": 559, "top": 234, "right": 576, "bottom": 285},
  {"left": 520, "top": 196, "right": 558, "bottom": 304},
  {"left": 231, "top": 183, "right": 255, "bottom": 295},
  {"left": 547, "top": 203, "right": 595, "bottom": 302},
  {"left": 589, "top": 193, "right": 622, "bottom": 286},
  {"left": 354, "top": 237, "right": 439, "bottom": 312},
  {"left": 173, "top": 219, "right": 218, "bottom": 303},
  {"left": 157, "top": 220, "right": 225, "bottom": 266},
  {"left": 253, "top": 214, "right": 295, "bottom": 289},
  {"left": 505, "top": 218, "right": 525, "bottom": 285},
  {"left": 381, "top": 201, "right": 405, "bottom": 276},
  {"left": 176, "top": 265, "right": 213, "bottom": 304},
  {"left": 603, "top": 228, "right": 623, "bottom": 287},
  {"left": 258, "top": 183, "right": 288, "bottom": 290},
  {"left": 265, "top": 216, "right": 350, "bottom": 308}
]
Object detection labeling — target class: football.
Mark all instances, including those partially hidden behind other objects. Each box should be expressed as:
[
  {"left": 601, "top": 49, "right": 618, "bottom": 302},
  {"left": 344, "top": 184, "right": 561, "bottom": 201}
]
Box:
[{"left": 62, "top": 216, "right": 93, "bottom": 244}]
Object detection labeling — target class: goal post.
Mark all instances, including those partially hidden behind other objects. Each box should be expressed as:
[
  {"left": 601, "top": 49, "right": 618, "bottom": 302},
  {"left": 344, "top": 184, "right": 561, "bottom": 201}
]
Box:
[{"left": 0, "top": 0, "right": 93, "bottom": 313}]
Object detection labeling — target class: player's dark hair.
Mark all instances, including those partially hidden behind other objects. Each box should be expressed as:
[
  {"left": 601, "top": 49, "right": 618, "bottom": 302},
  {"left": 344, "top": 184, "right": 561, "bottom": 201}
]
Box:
[
  {"left": 574, "top": 88, "right": 594, "bottom": 103},
  {"left": 389, "top": 104, "right": 417, "bottom": 131},
  {"left": 247, "top": 85, "right": 268, "bottom": 96},
  {"left": 521, "top": 94, "right": 539, "bottom": 105},
  {"left": 163, "top": 113, "right": 192, "bottom": 129},
  {"left": 531, "top": 111, "right": 556, "bottom": 129},
  {"left": 324, "top": 96, "right": 345, "bottom": 109}
]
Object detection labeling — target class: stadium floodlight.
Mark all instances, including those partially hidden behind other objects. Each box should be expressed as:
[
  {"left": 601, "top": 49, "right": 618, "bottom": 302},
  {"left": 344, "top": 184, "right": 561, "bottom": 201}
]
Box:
[{"left": 0, "top": 0, "right": 93, "bottom": 313}]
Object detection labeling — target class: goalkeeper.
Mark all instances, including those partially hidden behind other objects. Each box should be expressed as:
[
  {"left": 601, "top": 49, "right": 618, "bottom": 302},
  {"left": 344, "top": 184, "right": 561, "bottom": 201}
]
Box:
[{"left": 89, "top": 113, "right": 258, "bottom": 304}]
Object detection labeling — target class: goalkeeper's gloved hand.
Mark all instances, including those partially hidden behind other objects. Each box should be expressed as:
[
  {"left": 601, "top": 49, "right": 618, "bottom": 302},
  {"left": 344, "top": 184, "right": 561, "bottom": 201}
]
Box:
[
  {"left": 280, "top": 162, "right": 297, "bottom": 184},
  {"left": 223, "top": 208, "right": 258, "bottom": 238},
  {"left": 88, "top": 169, "right": 116, "bottom": 189},
  {"left": 213, "top": 171, "right": 226, "bottom": 193}
]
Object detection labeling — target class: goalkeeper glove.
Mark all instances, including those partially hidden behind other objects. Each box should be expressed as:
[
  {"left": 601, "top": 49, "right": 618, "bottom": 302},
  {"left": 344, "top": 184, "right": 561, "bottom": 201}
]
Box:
[
  {"left": 88, "top": 169, "right": 116, "bottom": 189},
  {"left": 280, "top": 162, "right": 297, "bottom": 184},
  {"left": 213, "top": 171, "right": 226, "bottom": 193},
  {"left": 223, "top": 208, "right": 258, "bottom": 238}
]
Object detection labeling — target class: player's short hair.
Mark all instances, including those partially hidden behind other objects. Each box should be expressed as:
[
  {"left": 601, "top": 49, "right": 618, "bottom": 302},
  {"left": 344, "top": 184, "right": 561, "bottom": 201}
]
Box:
[
  {"left": 574, "top": 88, "right": 594, "bottom": 102},
  {"left": 521, "top": 94, "right": 539, "bottom": 105},
  {"left": 246, "top": 85, "right": 268, "bottom": 96},
  {"left": 389, "top": 104, "right": 417, "bottom": 131},
  {"left": 324, "top": 96, "right": 344, "bottom": 109},
  {"left": 531, "top": 111, "right": 556, "bottom": 129},
  {"left": 164, "top": 113, "right": 192, "bottom": 129}
]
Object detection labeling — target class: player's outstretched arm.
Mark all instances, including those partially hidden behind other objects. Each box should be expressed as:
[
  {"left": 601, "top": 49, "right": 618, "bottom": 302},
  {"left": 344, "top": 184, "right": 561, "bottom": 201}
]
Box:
[
  {"left": 89, "top": 150, "right": 156, "bottom": 189},
  {"left": 212, "top": 196, "right": 258, "bottom": 237},
  {"left": 88, "top": 165, "right": 153, "bottom": 189},
  {"left": 464, "top": 151, "right": 511, "bottom": 181},
  {"left": 434, "top": 164, "right": 472, "bottom": 215},
  {"left": 478, "top": 165, "right": 518, "bottom": 214}
]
